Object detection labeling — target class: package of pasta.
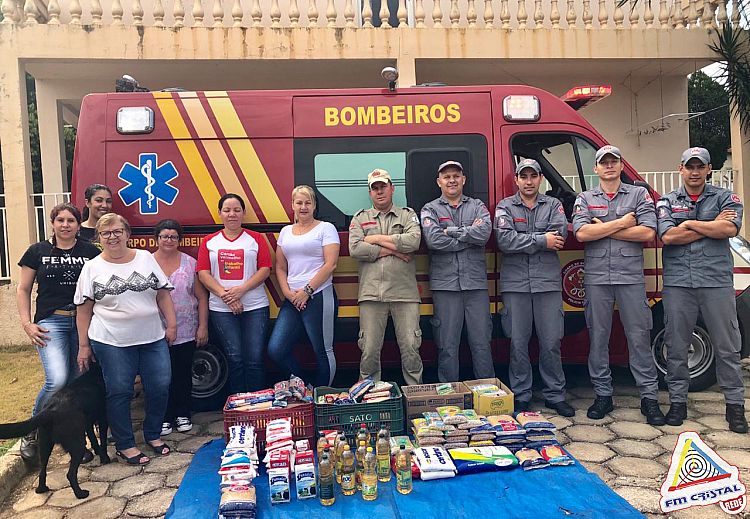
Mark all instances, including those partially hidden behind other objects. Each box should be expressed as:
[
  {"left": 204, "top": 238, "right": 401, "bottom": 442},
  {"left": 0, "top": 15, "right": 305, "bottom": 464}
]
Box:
[
  {"left": 436, "top": 405, "right": 467, "bottom": 425},
  {"left": 487, "top": 415, "right": 525, "bottom": 434},
  {"left": 516, "top": 448, "right": 550, "bottom": 471},
  {"left": 348, "top": 378, "right": 374, "bottom": 401},
  {"left": 540, "top": 445, "right": 574, "bottom": 466},
  {"left": 516, "top": 412, "right": 556, "bottom": 431},
  {"left": 448, "top": 446, "right": 518, "bottom": 475}
]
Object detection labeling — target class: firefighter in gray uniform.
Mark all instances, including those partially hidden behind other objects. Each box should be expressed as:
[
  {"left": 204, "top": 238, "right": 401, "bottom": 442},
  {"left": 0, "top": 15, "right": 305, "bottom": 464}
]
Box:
[
  {"left": 421, "top": 160, "right": 496, "bottom": 382},
  {"left": 572, "top": 145, "right": 666, "bottom": 425},
  {"left": 495, "top": 158, "right": 575, "bottom": 417},
  {"left": 657, "top": 147, "right": 747, "bottom": 433}
]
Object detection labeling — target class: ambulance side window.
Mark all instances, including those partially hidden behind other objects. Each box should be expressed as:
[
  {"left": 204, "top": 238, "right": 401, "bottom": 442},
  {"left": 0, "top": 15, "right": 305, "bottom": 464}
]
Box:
[
  {"left": 294, "top": 134, "right": 488, "bottom": 230},
  {"left": 511, "top": 133, "right": 598, "bottom": 220}
]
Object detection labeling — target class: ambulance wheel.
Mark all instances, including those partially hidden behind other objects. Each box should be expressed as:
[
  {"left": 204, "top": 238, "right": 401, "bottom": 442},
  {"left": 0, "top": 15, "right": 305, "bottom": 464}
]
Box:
[
  {"left": 191, "top": 344, "right": 230, "bottom": 412},
  {"left": 651, "top": 318, "right": 717, "bottom": 392}
]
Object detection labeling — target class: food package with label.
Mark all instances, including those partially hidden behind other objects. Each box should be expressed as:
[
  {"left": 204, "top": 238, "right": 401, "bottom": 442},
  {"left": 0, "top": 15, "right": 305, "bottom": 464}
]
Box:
[{"left": 448, "top": 445, "right": 519, "bottom": 475}]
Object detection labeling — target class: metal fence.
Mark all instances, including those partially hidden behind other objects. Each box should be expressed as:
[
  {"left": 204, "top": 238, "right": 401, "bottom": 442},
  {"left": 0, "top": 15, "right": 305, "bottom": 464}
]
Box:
[{"left": 0, "top": 170, "right": 739, "bottom": 280}]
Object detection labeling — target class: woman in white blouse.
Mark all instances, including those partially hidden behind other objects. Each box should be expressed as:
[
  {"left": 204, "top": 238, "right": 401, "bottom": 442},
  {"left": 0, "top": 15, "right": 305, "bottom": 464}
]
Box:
[
  {"left": 268, "top": 185, "right": 340, "bottom": 386},
  {"left": 75, "top": 213, "right": 176, "bottom": 466}
]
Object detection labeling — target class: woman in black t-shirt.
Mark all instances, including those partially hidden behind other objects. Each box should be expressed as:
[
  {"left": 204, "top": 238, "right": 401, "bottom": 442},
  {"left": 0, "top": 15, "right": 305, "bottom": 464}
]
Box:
[
  {"left": 79, "top": 184, "right": 112, "bottom": 242},
  {"left": 16, "top": 203, "right": 101, "bottom": 461}
]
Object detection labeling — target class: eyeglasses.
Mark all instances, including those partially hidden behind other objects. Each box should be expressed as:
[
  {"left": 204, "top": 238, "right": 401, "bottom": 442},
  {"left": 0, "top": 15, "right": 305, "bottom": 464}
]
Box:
[
  {"left": 158, "top": 235, "right": 180, "bottom": 242},
  {"left": 99, "top": 228, "right": 125, "bottom": 239}
]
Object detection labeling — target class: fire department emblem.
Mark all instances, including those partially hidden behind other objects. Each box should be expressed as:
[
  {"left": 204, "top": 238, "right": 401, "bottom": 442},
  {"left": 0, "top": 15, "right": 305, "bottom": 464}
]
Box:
[
  {"left": 118, "top": 153, "right": 179, "bottom": 215},
  {"left": 561, "top": 259, "right": 586, "bottom": 308}
]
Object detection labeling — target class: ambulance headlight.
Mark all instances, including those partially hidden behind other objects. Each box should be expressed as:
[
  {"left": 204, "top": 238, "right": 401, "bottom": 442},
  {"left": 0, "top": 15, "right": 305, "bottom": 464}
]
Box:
[
  {"left": 503, "top": 95, "right": 540, "bottom": 122},
  {"left": 117, "top": 107, "right": 154, "bottom": 134}
]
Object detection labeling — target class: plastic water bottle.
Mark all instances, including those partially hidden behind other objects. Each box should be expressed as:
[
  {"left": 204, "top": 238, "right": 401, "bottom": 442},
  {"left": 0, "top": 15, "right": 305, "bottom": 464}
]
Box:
[
  {"left": 340, "top": 445, "right": 356, "bottom": 496},
  {"left": 376, "top": 431, "right": 391, "bottom": 482},
  {"left": 318, "top": 451, "right": 335, "bottom": 506},
  {"left": 362, "top": 447, "right": 378, "bottom": 501},
  {"left": 396, "top": 444, "right": 412, "bottom": 495}
]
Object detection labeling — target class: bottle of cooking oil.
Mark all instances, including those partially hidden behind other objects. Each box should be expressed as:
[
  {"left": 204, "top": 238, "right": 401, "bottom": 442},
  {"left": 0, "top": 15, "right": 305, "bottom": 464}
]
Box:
[
  {"left": 316, "top": 431, "right": 329, "bottom": 462},
  {"left": 376, "top": 431, "right": 391, "bottom": 482},
  {"left": 356, "top": 423, "right": 370, "bottom": 447},
  {"left": 361, "top": 447, "right": 378, "bottom": 501},
  {"left": 395, "top": 444, "right": 412, "bottom": 495},
  {"left": 334, "top": 433, "right": 347, "bottom": 484},
  {"left": 318, "top": 451, "right": 335, "bottom": 506},
  {"left": 378, "top": 425, "right": 390, "bottom": 443},
  {"left": 340, "top": 445, "right": 356, "bottom": 496},
  {"left": 355, "top": 440, "right": 367, "bottom": 490}
]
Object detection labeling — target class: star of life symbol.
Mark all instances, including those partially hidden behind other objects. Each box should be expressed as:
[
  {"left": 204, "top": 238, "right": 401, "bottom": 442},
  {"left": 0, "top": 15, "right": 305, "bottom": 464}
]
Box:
[
  {"left": 660, "top": 431, "right": 746, "bottom": 514},
  {"left": 118, "top": 153, "right": 179, "bottom": 215}
]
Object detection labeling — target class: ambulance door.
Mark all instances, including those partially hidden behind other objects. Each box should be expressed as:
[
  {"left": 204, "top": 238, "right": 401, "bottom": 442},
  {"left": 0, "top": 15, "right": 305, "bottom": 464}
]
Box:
[{"left": 496, "top": 124, "right": 632, "bottom": 365}]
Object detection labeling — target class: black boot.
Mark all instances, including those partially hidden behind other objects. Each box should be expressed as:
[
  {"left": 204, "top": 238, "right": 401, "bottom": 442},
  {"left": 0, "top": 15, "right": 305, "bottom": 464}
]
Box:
[
  {"left": 726, "top": 404, "right": 748, "bottom": 434},
  {"left": 514, "top": 399, "right": 530, "bottom": 413},
  {"left": 19, "top": 430, "right": 38, "bottom": 462},
  {"left": 665, "top": 402, "right": 688, "bottom": 426},
  {"left": 545, "top": 400, "right": 576, "bottom": 417},
  {"left": 640, "top": 398, "right": 666, "bottom": 426},
  {"left": 586, "top": 396, "right": 614, "bottom": 419}
]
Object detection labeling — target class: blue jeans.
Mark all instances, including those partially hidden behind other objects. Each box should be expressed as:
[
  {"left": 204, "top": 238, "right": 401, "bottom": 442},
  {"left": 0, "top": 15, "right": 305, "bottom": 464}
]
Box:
[
  {"left": 33, "top": 314, "right": 80, "bottom": 416},
  {"left": 268, "top": 286, "right": 338, "bottom": 387},
  {"left": 91, "top": 338, "right": 171, "bottom": 451},
  {"left": 210, "top": 307, "right": 269, "bottom": 393}
]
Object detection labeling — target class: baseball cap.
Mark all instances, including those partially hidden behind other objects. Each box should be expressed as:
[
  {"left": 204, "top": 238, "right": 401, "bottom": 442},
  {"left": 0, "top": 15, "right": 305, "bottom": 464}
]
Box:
[
  {"left": 515, "top": 158, "right": 541, "bottom": 176},
  {"left": 680, "top": 147, "right": 711, "bottom": 165},
  {"left": 367, "top": 168, "right": 392, "bottom": 187},
  {"left": 595, "top": 145, "right": 622, "bottom": 164},
  {"left": 437, "top": 161, "right": 464, "bottom": 174}
]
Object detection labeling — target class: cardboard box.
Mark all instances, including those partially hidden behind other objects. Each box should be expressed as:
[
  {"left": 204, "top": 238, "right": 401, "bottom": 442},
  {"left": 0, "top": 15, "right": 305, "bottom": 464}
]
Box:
[
  {"left": 400, "top": 382, "right": 473, "bottom": 419},
  {"left": 463, "top": 378, "right": 514, "bottom": 416}
]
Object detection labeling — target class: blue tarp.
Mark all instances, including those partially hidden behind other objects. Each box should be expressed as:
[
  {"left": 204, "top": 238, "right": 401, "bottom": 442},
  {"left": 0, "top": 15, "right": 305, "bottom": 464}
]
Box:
[{"left": 166, "top": 439, "right": 644, "bottom": 519}]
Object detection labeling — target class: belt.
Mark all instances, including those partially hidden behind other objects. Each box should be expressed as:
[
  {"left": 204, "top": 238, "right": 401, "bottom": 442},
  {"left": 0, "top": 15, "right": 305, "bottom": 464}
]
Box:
[{"left": 52, "top": 309, "right": 76, "bottom": 317}]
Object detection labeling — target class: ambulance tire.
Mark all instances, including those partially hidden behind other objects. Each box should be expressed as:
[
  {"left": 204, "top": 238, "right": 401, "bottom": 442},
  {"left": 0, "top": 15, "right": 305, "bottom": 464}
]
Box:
[
  {"left": 191, "top": 343, "right": 230, "bottom": 412},
  {"left": 650, "top": 308, "right": 717, "bottom": 392}
]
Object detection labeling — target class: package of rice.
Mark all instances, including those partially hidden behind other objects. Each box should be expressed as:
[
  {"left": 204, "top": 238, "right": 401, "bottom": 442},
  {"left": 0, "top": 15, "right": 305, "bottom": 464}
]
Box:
[
  {"left": 469, "top": 433, "right": 496, "bottom": 442},
  {"left": 516, "top": 412, "right": 556, "bottom": 431},
  {"left": 219, "top": 484, "right": 257, "bottom": 518},
  {"left": 443, "top": 441, "right": 469, "bottom": 450},
  {"left": 416, "top": 436, "right": 446, "bottom": 446}
]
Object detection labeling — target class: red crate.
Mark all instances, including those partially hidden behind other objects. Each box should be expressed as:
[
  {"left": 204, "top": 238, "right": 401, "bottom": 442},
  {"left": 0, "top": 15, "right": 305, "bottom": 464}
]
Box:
[{"left": 223, "top": 400, "right": 315, "bottom": 453}]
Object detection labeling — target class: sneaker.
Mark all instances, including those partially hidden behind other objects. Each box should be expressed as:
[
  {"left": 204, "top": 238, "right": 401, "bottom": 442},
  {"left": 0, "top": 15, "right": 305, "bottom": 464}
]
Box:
[
  {"left": 726, "top": 404, "right": 748, "bottom": 434},
  {"left": 665, "top": 402, "right": 688, "bottom": 426},
  {"left": 514, "top": 399, "right": 530, "bottom": 413},
  {"left": 175, "top": 417, "right": 193, "bottom": 433},
  {"left": 545, "top": 400, "right": 575, "bottom": 417},
  {"left": 586, "top": 396, "right": 614, "bottom": 420},
  {"left": 19, "top": 431, "right": 38, "bottom": 462},
  {"left": 640, "top": 397, "right": 666, "bottom": 426},
  {"left": 161, "top": 422, "right": 173, "bottom": 436}
]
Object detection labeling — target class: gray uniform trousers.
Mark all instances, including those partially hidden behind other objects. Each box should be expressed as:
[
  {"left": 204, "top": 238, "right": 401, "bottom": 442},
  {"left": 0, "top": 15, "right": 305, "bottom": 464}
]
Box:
[
  {"left": 663, "top": 286, "right": 745, "bottom": 405},
  {"left": 432, "top": 289, "right": 495, "bottom": 383},
  {"left": 501, "top": 291, "right": 566, "bottom": 403},
  {"left": 585, "top": 283, "right": 659, "bottom": 399}
]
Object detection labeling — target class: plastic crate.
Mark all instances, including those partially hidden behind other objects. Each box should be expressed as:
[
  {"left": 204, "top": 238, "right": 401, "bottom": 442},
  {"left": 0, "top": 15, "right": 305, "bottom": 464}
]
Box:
[
  {"left": 223, "top": 400, "right": 315, "bottom": 453},
  {"left": 313, "top": 384, "right": 405, "bottom": 446}
]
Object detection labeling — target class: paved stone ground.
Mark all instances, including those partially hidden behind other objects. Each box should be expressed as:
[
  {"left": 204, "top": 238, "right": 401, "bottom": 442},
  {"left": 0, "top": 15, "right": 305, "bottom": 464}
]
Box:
[{"left": 1, "top": 364, "right": 749, "bottom": 518}]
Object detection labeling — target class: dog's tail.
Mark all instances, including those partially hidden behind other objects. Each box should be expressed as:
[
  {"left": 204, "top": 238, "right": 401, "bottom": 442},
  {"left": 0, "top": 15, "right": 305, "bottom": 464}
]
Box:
[{"left": 0, "top": 415, "right": 44, "bottom": 439}]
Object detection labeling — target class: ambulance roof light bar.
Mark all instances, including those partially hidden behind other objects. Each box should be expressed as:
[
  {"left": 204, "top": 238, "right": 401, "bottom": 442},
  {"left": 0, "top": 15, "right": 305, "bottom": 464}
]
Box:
[
  {"left": 503, "top": 95, "right": 541, "bottom": 122},
  {"left": 381, "top": 67, "right": 399, "bottom": 92},
  {"left": 561, "top": 84, "right": 612, "bottom": 111}
]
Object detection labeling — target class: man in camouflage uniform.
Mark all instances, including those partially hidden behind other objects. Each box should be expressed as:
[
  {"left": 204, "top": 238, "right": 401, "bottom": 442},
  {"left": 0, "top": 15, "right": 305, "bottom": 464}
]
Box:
[{"left": 349, "top": 168, "right": 423, "bottom": 385}]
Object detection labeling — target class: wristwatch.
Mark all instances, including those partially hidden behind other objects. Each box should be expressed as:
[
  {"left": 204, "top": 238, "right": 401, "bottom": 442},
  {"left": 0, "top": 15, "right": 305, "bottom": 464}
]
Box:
[{"left": 303, "top": 284, "right": 315, "bottom": 298}]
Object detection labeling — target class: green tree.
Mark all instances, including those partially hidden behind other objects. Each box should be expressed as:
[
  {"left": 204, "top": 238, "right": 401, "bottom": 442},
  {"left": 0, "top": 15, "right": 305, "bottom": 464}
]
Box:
[{"left": 688, "top": 71, "right": 730, "bottom": 169}]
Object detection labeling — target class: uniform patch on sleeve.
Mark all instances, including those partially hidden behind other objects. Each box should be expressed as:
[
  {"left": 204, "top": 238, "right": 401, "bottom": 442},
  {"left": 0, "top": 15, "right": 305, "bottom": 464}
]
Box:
[
  {"left": 496, "top": 216, "right": 505, "bottom": 227},
  {"left": 645, "top": 192, "right": 653, "bottom": 203},
  {"left": 558, "top": 206, "right": 565, "bottom": 214},
  {"left": 422, "top": 218, "right": 433, "bottom": 227},
  {"left": 575, "top": 205, "right": 582, "bottom": 214},
  {"left": 732, "top": 194, "right": 741, "bottom": 203}
]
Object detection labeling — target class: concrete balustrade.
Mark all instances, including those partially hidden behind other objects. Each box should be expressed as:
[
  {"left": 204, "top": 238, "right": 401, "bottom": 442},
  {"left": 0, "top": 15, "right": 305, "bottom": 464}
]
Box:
[{"left": 0, "top": 0, "right": 737, "bottom": 29}]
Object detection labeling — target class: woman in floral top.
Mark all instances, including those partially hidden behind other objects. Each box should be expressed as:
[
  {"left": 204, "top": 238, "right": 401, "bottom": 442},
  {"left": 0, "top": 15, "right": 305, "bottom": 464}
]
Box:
[{"left": 152, "top": 219, "right": 209, "bottom": 436}]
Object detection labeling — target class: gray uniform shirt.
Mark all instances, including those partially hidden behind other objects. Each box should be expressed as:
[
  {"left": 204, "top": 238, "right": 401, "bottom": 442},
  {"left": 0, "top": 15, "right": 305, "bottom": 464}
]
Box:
[
  {"left": 572, "top": 183, "right": 656, "bottom": 285},
  {"left": 421, "top": 195, "right": 492, "bottom": 291},
  {"left": 656, "top": 184, "right": 742, "bottom": 288},
  {"left": 495, "top": 193, "right": 568, "bottom": 293}
]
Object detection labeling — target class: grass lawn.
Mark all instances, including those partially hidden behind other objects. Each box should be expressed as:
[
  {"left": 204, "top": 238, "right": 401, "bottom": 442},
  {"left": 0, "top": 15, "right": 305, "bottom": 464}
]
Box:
[{"left": 0, "top": 345, "right": 43, "bottom": 456}]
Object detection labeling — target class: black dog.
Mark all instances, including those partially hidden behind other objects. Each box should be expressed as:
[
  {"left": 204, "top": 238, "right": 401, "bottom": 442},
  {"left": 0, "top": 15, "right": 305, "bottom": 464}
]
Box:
[{"left": 0, "top": 364, "right": 110, "bottom": 499}]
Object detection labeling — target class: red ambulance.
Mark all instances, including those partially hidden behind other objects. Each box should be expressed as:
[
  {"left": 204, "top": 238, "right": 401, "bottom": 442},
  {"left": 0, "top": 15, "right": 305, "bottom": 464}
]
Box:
[{"left": 71, "top": 84, "right": 750, "bottom": 409}]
